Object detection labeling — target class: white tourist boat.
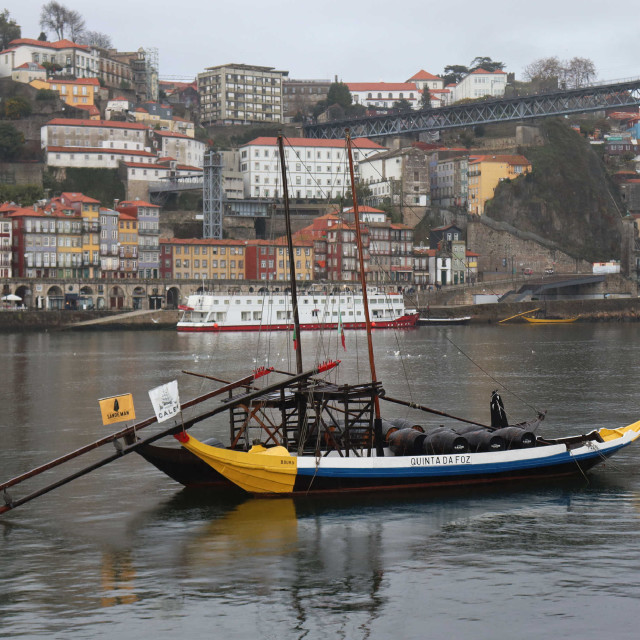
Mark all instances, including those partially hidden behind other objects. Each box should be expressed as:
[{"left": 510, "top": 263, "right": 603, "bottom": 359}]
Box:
[{"left": 177, "top": 288, "right": 419, "bottom": 332}]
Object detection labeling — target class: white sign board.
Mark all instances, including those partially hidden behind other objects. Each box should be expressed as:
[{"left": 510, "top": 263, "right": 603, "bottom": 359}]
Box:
[{"left": 148, "top": 380, "right": 181, "bottom": 423}]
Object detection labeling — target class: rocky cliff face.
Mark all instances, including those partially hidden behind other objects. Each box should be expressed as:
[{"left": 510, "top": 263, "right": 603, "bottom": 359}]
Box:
[{"left": 485, "top": 119, "right": 625, "bottom": 262}]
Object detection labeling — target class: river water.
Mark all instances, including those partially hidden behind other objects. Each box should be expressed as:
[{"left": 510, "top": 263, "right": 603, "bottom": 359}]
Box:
[{"left": 1, "top": 324, "right": 640, "bottom": 639}]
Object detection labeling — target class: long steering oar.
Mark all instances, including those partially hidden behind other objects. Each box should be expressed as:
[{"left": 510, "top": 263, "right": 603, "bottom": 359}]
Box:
[
  {"left": 0, "top": 373, "right": 255, "bottom": 496},
  {"left": 382, "top": 395, "right": 493, "bottom": 430}
]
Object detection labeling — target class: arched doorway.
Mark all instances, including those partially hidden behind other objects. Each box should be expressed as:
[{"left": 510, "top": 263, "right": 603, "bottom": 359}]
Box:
[
  {"left": 14, "top": 285, "right": 31, "bottom": 308},
  {"left": 79, "top": 286, "right": 95, "bottom": 310},
  {"left": 166, "top": 287, "right": 180, "bottom": 310},
  {"left": 132, "top": 286, "right": 146, "bottom": 310},
  {"left": 46, "top": 285, "right": 64, "bottom": 310},
  {"left": 109, "top": 286, "right": 125, "bottom": 309}
]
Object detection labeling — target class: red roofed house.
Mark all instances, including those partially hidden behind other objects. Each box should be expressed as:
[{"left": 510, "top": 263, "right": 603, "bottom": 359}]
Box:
[
  {"left": 239, "top": 136, "right": 386, "bottom": 199},
  {"left": 346, "top": 82, "right": 420, "bottom": 110},
  {"left": 30, "top": 77, "right": 100, "bottom": 110},
  {"left": 406, "top": 70, "right": 445, "bottom": 92},
  {"left": 11, "top": 61, "right": 46, "bottom": 84},
  {"left": 0, "top": 38, "right": 100, "bottom": 79}
]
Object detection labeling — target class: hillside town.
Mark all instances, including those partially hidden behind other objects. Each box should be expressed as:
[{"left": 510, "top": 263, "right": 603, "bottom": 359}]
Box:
[{"left": 1, "top": 6, "right": 639, "bottom": 311}]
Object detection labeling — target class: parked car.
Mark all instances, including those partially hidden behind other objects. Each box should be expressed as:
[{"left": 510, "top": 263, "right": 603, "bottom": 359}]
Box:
[
  {"left": 523, "top": 268, "right": 534, "bottom": 276},
  {"left": 545, "top": 268, "right": 555, "bottom": 275}
]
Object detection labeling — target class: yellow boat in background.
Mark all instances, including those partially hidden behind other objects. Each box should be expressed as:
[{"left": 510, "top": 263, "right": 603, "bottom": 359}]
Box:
[{"left": 523, "top": 316, "right": 578, "bottom": 324}]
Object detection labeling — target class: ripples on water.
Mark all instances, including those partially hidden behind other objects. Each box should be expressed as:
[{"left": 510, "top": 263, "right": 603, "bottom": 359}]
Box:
[{"left": 1, "top": 325, "right": 640, "bottom": 639}]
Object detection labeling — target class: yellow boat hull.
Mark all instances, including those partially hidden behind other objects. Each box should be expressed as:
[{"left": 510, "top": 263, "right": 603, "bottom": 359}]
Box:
[
  {"left": 176, "top": 433, "right": 297, "bottom": 494},
  {"left": 523, "top": 317, "right": 577, "bottom": 324}
]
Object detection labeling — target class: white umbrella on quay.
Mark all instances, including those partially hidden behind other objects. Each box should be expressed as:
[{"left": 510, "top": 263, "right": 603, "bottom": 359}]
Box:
[{"left": 1, "top": 294, "right": 21, "bottom": 301}]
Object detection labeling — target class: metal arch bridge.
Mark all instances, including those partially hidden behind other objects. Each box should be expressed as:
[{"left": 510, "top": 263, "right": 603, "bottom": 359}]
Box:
[{"left": 302, "top": 78, "right": 640, "bottom": 140}]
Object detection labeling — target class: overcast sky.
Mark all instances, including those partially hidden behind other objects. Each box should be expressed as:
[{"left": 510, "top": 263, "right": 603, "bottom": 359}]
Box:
[{"left": 9, "top": 1, "right": 639, "bottom": 83}]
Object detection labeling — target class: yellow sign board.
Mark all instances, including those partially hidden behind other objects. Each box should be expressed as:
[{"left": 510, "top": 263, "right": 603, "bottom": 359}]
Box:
[{"left": 99, "top": 394, "right": 136, "bottom": 426}]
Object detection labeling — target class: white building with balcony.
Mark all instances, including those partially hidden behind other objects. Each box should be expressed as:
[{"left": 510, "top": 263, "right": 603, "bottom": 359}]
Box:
[
  {"left": 0, "top": 38, "right": 100, "bottom": 79},
  {"left": 239, "top": 136, "right": 386, "bottom": 199}
]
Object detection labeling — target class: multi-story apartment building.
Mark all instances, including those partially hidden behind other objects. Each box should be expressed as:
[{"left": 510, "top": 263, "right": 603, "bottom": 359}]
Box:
[
  {"left": 358, "top": 147, "right": 430, "bottom": 216},
  {"left": 452, "top": 69, "right": 508, "bottom": 102},
  {"left": 151, "top": 130, "right": 205, "bottom": 167},
  {"left": 0, "top": 38, "right": 100, "bottom": 79},
  {"left": 198, "top": 63, "right": 288, "bottom": 125},
  {"left": 99, "top": 208, "right": 120, "bottom": 278},
  {"left": 430, "top": 154, "right": 469, "bottom": 208},
  {"left": 164, "top": 238, "right": 247, "bottom": 281},
  {"left": 58, "top": 192, "right": 101, "bottom": 278},
  {"left": 42, "top": 118, "right": 150, "bottom": 151},
  {"left": 282, "top": 78, "right": 331, "bottom": 120},
  {"left": 0, "top": 215, "right": 12, "bottom": 278},
  {"left": 313, "top": 220, "right": 371, "bottom": 283},
  {"left": 116, "top": 200, "right": 160, "bottom": 279},
  {"left": 47, "top": 146, "right": 158, "bottom": 169},
  {"left": 96, "top": 47, "right": 135, "bottom": 92},
  {"left": 117, "top": 213, "right": 138, "bottom": 278},
  {"left": 467, "top": 154, "right": 531, "bottom": 215},
  {"left": 245, "top": 239, "right": 314, "bottom": 281},
  {"left": 239, "top": 136, "right": 386, "bottom": 199},
  {"left": 109, "top": 48, "right": 156, "bottom": 102},
  {"left": 347, "top": 82, "right": 420, "bottom": 109}
]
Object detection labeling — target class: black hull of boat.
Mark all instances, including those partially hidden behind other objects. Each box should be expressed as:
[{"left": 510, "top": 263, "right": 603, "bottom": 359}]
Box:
[{"left": 134, "top": 442, "right": 236, "bottom": 489}]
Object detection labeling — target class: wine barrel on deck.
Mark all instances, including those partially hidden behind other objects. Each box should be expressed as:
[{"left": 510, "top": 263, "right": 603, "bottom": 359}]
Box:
[
  {"left": 423, "top": 428, "right": 470, "bottom": 455},
  {"left": 453, "top": 425, "right": 505, "bottom": 452},
  {"left": 388, "top": 428, "right": 427, "bottom": 455},
  {"left": 492, "top": 426, "right": 536, "bottom": 449}
]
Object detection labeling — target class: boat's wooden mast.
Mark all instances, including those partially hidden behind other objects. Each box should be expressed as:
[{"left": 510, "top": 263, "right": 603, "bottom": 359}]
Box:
[
  {"left": 346, "top": 130, "right": 381, "bottom": 421},
  {"left": 277, "top": 133, "right": 303, "bottom": 375}
]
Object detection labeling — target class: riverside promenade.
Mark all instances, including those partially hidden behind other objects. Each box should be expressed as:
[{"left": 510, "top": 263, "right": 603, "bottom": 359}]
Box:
[{"left": 2, "top": 297, "right": 640, "bottom": 332}]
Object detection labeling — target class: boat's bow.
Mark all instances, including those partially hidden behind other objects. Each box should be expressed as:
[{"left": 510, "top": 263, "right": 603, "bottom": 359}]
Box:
[{"left": 174, "top": 432, "right": 297, "bottom": 494}]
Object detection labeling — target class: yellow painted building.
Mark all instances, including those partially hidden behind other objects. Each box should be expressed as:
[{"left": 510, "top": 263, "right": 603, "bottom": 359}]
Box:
[
  {"left": 170, "top": 239, "right": 247, "bottom": 281},
  {"left": 60, "top": 192, "right": 101, "bottom": 278},
  {"left": 467, "top": 155, "right": 532, "bottom": 215},
  {"left": 273, "top": 238, "right": 314, "bottom": 281},
  {"left": 118, "top": 214, "right": 138, "bottom": 278},
  {"left": 30, "top": 77, "right": 100, "bottom": 110}
]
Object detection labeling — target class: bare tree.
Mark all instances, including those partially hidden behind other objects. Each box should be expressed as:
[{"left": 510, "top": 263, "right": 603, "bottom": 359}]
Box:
[
  {"left": 565, "top": 57, "right": 596, "bottom": 88},
  {"left": 77, "top": 29, "right": 111, "bottom": 48},
  {"left": 523, "top": 56, "right": 596, "bottom": 88},
  {"left": 522, "top": 57, "right": 562, "bottom": 82},
  {"left": 39, "top": 1, "right": 84, "bottom": 41},
  {"left": 66, "top": 8, "right": 85, "bottom": 41}
]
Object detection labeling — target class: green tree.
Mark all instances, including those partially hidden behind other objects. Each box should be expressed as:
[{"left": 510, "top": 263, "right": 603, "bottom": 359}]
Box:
[
  {"left": 442, "top": 65, "right": 468, "bottom": 85},
  {"left": 420, "top": 87, "right": 431, "bottom": 108},
  {"left": 326, "top": 82, "right": 353, "bottom": 109},
  {"left": 469, "top": 56, "right": 505, "bottom": 72},
  {"left": 0, "top": 123, "right": 25, "bottom": 160},
  {"left": 393, "top": 98, "right": 412, "bottom": 112},
  {"left": 0, "top": 9, "right": 20, "bottom": 49},
  {"left": 3, "top": 96, "right": 32, "bottom": 120}
]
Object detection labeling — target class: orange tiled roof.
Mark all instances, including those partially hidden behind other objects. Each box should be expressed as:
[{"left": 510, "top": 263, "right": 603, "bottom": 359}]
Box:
[
  {"left": 469, "top": 154, "right": 531, "bottom": 165},
  {"left": 46, "top": 118, "right": 148, "bottom": 130},
  {"left": 9, "top": 38, "right": 91, "bottom": 51},
  {"left": 407, "top": 70, "right": 442, "bottom": 81},
  {"left": 470, "top": 68, "right": 507, "bottom": 75}
]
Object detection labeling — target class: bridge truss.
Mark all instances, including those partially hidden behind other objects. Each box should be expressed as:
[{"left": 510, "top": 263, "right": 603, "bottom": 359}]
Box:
[{"left": 303, "top": 79, "right": 640, "bottom": 139}]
